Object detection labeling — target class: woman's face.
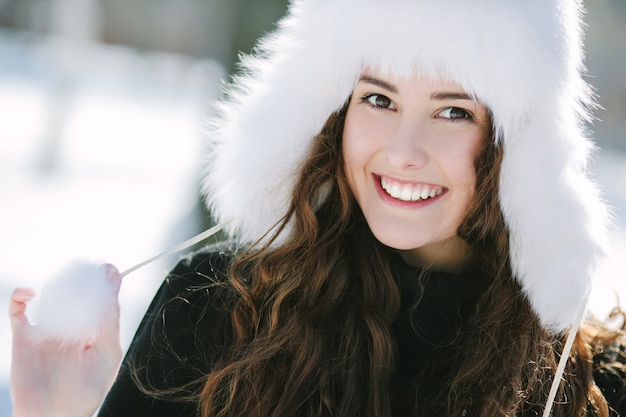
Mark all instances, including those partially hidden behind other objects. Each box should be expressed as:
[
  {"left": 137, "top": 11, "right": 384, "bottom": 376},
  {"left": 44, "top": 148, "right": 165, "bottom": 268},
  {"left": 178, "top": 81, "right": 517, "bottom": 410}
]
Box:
[{"left": 342, "top": 71, "right": 490, "bottom": 270}]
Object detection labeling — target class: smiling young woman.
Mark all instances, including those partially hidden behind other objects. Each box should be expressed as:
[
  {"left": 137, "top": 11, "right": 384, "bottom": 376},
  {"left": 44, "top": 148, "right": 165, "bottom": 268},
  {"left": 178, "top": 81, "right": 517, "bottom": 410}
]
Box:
[{"left": 9, "top": 1, "right": 626, "bottom": 417}]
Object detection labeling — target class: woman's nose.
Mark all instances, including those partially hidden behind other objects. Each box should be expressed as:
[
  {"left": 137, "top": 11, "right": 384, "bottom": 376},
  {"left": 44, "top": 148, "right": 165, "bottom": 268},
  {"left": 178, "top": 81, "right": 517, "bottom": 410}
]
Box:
[{"left": 383, "top": 121, "right": 429, "bottom": 169}]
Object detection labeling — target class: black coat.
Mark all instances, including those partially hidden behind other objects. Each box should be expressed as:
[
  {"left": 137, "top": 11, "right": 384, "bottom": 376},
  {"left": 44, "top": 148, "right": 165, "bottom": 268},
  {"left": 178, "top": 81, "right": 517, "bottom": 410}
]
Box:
[{"left": 98, "top": 245, "right": 626, "bottom": 417}]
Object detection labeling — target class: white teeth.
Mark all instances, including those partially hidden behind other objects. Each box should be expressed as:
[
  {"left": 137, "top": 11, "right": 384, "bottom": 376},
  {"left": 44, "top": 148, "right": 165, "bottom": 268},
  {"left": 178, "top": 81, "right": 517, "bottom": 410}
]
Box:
[{"left": 380, "top": 177, "right": 443, "bottom": 202}]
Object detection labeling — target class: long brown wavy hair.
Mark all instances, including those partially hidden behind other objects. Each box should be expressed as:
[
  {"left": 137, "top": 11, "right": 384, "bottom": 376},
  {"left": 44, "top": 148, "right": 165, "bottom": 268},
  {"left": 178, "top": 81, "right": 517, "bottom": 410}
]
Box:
[{"left": 196, "top": 103, "right": 623, "bottom": 417}]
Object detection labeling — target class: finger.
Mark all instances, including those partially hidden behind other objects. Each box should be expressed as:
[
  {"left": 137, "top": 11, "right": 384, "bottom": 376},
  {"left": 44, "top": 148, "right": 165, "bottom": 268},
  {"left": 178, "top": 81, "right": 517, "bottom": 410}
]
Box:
[
  {"left": 104, "top": 264, "right": 121, "bottom": 295},
  {"left": 100, "top": 263, "right": 122, "bottom": 339},
  {"left": 9, "top": 287, "right": 36, "bottom": 333},
  {"left": 95, "top": 265, "right": 122, "bottom": 347},
  {"left": 103, "top": 263, "right": 121, "bottom": 325}
]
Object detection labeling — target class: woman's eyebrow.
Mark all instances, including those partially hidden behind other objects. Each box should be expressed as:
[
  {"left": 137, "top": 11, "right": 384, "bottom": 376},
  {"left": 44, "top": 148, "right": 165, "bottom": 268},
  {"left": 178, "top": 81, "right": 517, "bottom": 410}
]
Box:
[
  {"left": 358, "top": 75, "right": 398, "bottom": 94},
  {"left": 430, "top": 91, "right": 473, "bottom": 101},
  {"left": 358, "top": 76, "right": 475, "bottom": 103}
]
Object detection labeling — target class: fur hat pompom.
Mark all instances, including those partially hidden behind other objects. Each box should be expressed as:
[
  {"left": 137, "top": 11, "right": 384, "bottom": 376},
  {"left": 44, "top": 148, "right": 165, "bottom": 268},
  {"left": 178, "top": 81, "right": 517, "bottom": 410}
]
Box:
[{"left": 31, "top": 261, "right": 119, "bottom": 344}]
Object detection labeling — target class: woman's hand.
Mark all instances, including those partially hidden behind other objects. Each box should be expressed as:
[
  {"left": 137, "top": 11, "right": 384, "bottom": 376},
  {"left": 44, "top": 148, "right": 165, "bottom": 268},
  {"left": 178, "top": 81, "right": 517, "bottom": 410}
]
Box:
[{"left": 9, "top": 265, "right": 123, "bottom": 417}]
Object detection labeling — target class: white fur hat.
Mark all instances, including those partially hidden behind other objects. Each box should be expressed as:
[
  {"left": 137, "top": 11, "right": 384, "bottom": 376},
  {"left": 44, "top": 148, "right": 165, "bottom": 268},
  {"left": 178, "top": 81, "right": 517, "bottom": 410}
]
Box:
[{"left": 202, "top": 0, "right": 610, "bottom": 333}]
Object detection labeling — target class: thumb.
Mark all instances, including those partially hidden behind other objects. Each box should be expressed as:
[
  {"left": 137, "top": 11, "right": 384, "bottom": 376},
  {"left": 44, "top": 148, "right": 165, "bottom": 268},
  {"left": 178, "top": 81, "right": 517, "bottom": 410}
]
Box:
[{"left": 9, "top": 288, "right": 36, "bottom": 334}]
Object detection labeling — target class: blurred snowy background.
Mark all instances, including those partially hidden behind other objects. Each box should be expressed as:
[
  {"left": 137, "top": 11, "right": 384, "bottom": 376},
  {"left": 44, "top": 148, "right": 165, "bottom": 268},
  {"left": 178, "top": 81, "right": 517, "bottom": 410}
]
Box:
[{"left": 0, "top": 0, "right": 624, "bottom": 415}]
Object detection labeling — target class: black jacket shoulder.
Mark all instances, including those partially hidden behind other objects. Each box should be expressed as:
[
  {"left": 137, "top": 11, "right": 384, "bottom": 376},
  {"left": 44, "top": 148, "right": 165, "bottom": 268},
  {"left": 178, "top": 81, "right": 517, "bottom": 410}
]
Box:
[{"left": 98, "top": 241, "right": 240, "bottom": 417}]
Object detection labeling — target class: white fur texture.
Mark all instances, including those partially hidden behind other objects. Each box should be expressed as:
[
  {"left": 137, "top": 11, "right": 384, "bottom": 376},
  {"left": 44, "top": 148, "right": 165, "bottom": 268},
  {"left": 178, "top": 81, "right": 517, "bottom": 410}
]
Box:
[
  {"left": 202, "top": 0, "right": 610, "bottom": 332},
  {"left": 32, "top": 261, "right": 117, "bottom": 344}
]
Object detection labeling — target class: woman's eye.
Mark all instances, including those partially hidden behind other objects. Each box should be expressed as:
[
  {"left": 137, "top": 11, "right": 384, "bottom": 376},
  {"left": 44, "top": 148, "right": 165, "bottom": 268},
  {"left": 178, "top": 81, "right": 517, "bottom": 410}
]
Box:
[
  {"left": 362, "top": 94, "right": 396, "bottom": 110},
  {"left": 438, "top": 107, "right": 472, "bottom": 120}
]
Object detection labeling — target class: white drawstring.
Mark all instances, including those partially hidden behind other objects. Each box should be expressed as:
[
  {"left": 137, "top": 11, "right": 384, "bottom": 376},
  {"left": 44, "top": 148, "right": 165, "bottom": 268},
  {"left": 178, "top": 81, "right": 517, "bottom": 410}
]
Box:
[
  {"left": 541, "top": 294, "right": 590, "bottom": 417},
  {"left": 120, "top": 220, "right": 233, "bottom": 278}
]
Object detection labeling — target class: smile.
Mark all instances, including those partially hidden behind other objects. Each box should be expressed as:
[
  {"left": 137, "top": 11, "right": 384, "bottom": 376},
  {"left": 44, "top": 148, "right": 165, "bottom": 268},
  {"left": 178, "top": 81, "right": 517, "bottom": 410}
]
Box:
[{"left": 380, "top": 176, "right": 444, "bottom": 202}]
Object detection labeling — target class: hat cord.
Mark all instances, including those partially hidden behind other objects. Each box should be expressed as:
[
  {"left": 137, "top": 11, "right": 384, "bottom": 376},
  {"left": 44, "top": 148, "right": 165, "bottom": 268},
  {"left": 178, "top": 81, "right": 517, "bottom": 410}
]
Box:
[
  {"left": 541, "top": 296, "right": 589, "bottom": 417},
  {"left": 120, "top": 220, "right": 233, "bottom": 278}
]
